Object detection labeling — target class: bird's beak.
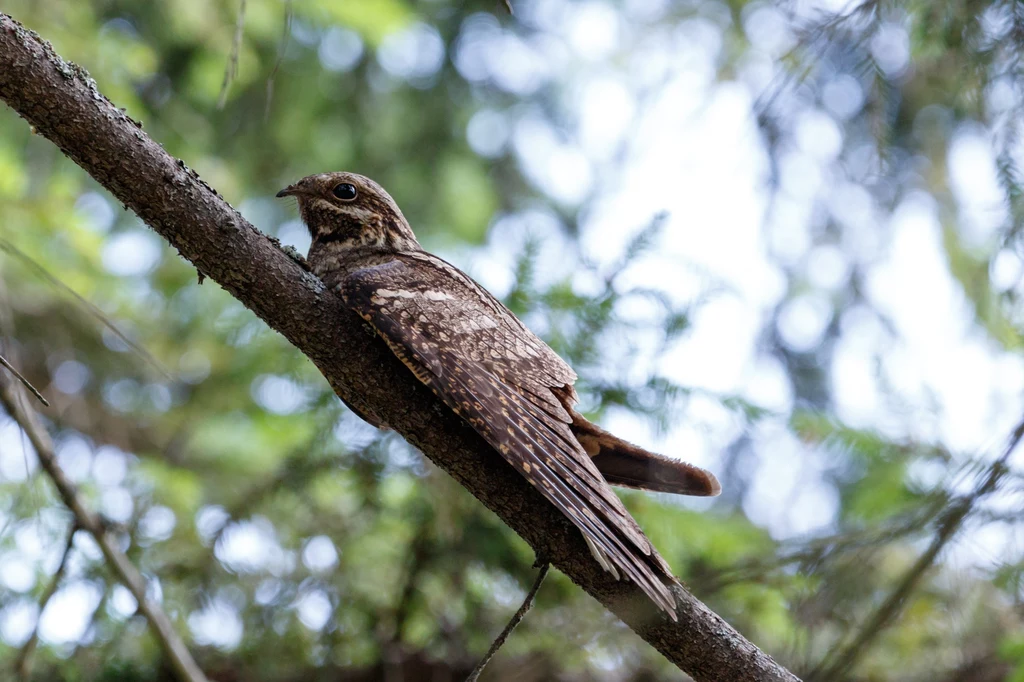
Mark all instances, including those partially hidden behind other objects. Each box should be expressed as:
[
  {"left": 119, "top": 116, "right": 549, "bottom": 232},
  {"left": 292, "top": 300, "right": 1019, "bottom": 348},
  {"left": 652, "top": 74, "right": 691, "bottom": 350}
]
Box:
[{"left": 276, "top": 180, "right": 313, "bottom": 198}]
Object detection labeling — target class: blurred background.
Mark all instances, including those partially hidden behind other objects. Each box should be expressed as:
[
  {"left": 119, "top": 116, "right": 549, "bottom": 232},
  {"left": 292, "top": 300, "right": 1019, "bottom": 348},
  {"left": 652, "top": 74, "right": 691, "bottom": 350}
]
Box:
[{"left": 1, "top": 0, "right": 1023, "bottom": 679}]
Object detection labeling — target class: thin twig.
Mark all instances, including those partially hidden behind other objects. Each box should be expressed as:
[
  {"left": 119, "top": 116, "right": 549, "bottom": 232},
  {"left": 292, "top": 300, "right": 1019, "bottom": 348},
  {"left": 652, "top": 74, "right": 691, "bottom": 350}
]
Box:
[
  {"left": 690, "top": 500, "right": 947, "bottom": 596},
  {"left": 15, "top": 522, "right": 76, "bottom": 679},
  {"left": 0, "top": 351, "right": 47, "bottom": 406},
  {"left": 810, "top": 419, "right": 1024, "bottom": 680},
  {"left": 0, "top": 377, "right": 208, "bottom": 682},
  {"left": 502, "top": 0, "right": 514, "bottom": 14},
  {"left": 465, "top": 562, "right": 549, "bottom": 682},
  {"left": 218, "top": 0, "right": 247, "bottom": 109},
  {"left": 0, "top": 254, "right": 46, "bottom": 409},
  {"left": 264, "top": 0, "right": 292, "bottom": 121},
  {"left": 0, "top": 238, "right": 173, "bottom": 380}
]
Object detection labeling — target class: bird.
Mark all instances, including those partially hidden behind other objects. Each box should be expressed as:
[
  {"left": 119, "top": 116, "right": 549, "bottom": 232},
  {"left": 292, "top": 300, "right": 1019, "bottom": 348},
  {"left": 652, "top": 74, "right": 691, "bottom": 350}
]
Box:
[{"left": 277, "top": 172, "right": 720, "bottom": 619}]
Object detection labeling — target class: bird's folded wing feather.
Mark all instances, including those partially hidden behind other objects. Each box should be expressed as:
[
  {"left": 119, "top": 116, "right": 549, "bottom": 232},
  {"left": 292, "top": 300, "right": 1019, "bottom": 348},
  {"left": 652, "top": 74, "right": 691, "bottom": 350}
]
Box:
[{"left": 338, "top": 253, "right": 677, "bottom": 617}]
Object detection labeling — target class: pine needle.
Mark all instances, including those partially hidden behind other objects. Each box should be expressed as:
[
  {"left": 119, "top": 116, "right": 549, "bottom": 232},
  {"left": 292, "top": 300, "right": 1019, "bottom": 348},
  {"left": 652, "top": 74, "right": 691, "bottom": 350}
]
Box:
[{"left": 0, "top": 352, "right": 48, "bottom": 406}]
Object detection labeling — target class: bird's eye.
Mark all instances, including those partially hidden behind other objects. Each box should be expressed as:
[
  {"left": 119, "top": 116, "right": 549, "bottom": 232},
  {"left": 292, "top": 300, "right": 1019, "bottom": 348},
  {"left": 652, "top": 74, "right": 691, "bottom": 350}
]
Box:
[{"left": 332, "top": 183, "right": 357, "bottom": 201}]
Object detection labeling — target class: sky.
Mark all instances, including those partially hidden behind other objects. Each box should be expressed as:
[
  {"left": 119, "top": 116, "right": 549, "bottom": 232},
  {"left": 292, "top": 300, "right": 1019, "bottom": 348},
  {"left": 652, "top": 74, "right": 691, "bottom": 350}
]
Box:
[{"left": 2, "top": 0, "right": 1023, "bottom": 655}]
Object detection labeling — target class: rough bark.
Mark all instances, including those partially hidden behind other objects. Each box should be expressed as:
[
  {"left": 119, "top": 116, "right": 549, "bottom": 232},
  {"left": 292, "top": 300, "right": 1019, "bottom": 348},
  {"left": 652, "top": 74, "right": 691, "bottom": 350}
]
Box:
[{"left": 0, "top": 13, "right": 799, "bottom": 682}]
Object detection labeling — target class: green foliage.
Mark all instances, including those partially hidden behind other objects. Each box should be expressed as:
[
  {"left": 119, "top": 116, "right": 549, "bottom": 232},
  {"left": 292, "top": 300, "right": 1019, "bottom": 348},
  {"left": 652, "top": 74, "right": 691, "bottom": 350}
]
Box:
[{"left": 1, "top": 0, "right": 1024, "bottom": 680}]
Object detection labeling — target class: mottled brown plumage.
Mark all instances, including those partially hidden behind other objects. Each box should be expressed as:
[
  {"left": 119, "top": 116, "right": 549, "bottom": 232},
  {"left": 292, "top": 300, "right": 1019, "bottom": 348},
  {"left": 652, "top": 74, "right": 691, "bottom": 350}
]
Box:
[{"left": 277, "top": 171, "right": 721, "bottom": 619}]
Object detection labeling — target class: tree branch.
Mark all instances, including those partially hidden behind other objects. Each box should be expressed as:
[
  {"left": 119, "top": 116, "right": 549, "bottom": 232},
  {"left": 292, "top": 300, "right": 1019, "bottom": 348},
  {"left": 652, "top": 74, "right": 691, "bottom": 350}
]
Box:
[
  {"left": 15, "top": 522, "right": 75, "bottom": 679},
  {"left": 809, "top": 419, "right": 1024, "bottom": 681},
  {"left": 0, "top": 13, "right": 798, "bottom": 681},
  {"left": 0, "top": 378, "right": 208, "bottom": 682}
]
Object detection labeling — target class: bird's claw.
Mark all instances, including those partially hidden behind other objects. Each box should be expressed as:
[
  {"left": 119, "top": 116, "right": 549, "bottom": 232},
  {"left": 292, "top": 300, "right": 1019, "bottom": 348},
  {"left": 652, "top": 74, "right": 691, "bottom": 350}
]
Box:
[{"left": 280, "top": 244, "right": 311, "bottom": 271}]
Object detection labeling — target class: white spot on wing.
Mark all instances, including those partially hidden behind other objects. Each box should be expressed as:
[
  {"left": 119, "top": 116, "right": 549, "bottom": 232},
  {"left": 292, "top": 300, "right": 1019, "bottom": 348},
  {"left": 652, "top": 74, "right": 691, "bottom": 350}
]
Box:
[
  {"left": 453, "top": 313, "right": 499, "bottom": 332},
  {"left": 374, "top": 288, "right": 453, "bottom": 300}
]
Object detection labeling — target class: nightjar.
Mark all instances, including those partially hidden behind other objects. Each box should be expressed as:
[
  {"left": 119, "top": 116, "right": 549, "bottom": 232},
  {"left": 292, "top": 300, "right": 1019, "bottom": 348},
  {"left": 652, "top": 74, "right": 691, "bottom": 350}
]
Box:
[{"left": 277, "top": 172, "right": 720, "bottom": 619}]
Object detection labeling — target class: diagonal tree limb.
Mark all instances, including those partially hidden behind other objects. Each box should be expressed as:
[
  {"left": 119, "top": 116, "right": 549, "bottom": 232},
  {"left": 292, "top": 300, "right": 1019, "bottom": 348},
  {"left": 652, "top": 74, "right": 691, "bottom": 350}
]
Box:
[
  {"left": 0, "top": 13, "right": 798, "bottom": 681},
  {"left": 0, "top": 379, "right": 208, "bottom": 682}
]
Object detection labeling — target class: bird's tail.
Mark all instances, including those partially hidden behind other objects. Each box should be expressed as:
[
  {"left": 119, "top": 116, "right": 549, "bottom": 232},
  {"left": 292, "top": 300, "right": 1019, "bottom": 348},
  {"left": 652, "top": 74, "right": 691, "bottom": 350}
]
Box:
[{"left": 570, "top": 413, "right": 721, "bottom": 497}]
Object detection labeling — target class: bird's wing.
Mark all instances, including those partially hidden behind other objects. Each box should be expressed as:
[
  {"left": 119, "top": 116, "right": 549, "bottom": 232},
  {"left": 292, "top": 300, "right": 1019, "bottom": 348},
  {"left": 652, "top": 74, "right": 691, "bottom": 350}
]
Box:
[{"left": 338, "top": 253, "right": 677, "bottom": 618}]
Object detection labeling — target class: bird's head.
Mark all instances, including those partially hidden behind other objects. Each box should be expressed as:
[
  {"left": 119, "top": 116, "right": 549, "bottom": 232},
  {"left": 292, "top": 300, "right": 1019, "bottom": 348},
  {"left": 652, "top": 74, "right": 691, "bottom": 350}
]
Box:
[{"left": 276, "top": 172, "right": 419, "bottom": 255}]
